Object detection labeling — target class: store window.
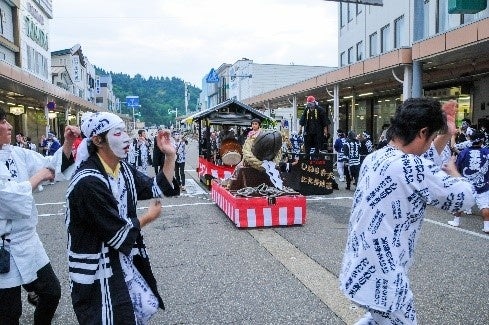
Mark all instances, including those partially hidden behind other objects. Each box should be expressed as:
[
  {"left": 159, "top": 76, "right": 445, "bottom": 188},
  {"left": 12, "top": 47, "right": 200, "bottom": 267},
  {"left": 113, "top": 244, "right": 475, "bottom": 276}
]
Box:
[
  {"left": 373, "top": 97, "right": 399, "bottom": 143},
  {"left": 340, "top": 51, "right": 346, "bottom": 67}
]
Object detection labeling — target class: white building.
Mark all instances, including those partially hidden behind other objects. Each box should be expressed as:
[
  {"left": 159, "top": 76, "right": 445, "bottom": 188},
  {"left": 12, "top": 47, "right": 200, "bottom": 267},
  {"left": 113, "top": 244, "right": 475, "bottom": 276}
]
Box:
[
  {"left": 200, "top": 58, "right": 335, "bottom": 111},
  {"left": 20, "top": 0, "right": 52, "bottom": 81},
  {"left": 95, "top": 74, "right": 117, "bottom": 112},
  {"left": 51, "top": 44, "right": 96, "bottom": 103},
  {"left": 245, "top": 0, "right": 489, "bottom": 143}
]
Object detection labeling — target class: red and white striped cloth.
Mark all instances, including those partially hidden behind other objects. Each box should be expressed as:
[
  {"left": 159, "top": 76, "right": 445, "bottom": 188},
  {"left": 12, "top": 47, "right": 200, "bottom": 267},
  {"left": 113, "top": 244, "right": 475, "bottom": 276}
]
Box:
[{"left": 211, "top": 181, "right": 306, "bottom": 228}]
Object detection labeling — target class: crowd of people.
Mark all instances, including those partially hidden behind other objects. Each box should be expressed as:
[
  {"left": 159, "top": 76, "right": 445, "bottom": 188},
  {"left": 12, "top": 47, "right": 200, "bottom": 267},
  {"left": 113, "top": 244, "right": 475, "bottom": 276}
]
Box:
[{"left": 1, "top": 96, "right": 488, "bottom": 324}]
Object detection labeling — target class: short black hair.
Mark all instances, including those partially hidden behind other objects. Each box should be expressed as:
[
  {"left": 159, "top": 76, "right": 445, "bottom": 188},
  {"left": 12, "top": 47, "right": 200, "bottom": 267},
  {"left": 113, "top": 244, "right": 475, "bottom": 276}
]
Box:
[
  {"left": 251, "top": 118, "right": 261, "bottom": 125},
  {"left": 0, "top": 108, "right": 6, "bottom": 120},
  {"left": 387, "top": 98, "right": 445, "bottom": 145}
]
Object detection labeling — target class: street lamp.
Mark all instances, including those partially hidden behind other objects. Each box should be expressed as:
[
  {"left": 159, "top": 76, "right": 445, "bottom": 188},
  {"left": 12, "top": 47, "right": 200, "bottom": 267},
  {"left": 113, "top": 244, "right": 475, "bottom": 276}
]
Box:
[{"left": 168, "top": 108, "right": 178, "bottom": 130}]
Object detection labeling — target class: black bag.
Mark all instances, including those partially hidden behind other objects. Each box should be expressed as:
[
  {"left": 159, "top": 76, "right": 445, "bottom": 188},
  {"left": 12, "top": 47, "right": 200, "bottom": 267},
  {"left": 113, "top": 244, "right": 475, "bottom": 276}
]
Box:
[{"left": 0, "top": 235, "right": 10, "bottom": 274}]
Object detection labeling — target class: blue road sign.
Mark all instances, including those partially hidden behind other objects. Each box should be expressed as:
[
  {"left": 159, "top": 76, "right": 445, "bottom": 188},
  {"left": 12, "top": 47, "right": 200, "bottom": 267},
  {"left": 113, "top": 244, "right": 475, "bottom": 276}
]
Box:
[
  {"left": 126, "top": 96, "right": 140, "bottom": 107},
  {"left": 205, "top": 68, "right": 219, "bottom": 83}
]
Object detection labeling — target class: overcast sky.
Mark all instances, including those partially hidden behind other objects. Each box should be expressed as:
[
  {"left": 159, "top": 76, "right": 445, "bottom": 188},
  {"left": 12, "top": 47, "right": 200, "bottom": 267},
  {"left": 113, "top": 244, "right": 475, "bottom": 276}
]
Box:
[{"left": 50, "top": 0, "right": 339, "bottom": 87}]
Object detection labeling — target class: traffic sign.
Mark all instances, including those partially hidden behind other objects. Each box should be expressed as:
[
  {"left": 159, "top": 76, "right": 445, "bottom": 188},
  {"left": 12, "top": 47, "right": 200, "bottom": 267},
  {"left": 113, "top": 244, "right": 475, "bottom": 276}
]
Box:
[
  {"left": 206, "top": 68, "right": 219, "bottom": 83},
  {"left": 126, "top": 96, "right": 139, "bottom": 107}
]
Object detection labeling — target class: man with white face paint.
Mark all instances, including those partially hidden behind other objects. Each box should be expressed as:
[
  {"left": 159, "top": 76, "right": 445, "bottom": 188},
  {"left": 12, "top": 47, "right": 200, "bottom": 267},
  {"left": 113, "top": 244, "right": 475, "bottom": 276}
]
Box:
[{"left": 66, "top": 112, "right": 179, "bottom": 325}]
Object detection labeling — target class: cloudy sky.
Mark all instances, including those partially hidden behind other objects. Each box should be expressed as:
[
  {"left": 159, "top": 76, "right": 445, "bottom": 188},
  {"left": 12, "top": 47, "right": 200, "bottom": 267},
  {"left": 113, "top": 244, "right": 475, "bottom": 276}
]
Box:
[{"left": 50, "top": 0, "right": 339, "bottom": 87}]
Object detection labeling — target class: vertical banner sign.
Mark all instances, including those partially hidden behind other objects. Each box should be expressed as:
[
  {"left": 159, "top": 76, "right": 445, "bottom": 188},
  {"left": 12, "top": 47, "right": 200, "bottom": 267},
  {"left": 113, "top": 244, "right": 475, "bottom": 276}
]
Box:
[
  {"left": 72, "top": 57, "right": 80, "bottom": 82},
  {"left": 96, "top": 76, "right": 100, "bottom": 94}
]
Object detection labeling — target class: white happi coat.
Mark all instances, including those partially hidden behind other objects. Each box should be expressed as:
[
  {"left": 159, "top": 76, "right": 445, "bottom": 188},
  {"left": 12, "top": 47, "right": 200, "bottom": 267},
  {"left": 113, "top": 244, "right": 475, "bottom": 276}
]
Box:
[
  {"left": 340, "top": 145, "right": 475, "bottom": 312},
  {"left": 0, "top": 145, "right": 70, "bottom": 288}
]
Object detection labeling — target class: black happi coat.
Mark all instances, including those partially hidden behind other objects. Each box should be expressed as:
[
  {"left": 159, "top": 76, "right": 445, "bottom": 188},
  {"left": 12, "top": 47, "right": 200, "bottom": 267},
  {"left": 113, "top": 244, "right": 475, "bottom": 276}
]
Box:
[{"left": 65, "top": 155, "right": 179, "bottom": 324}]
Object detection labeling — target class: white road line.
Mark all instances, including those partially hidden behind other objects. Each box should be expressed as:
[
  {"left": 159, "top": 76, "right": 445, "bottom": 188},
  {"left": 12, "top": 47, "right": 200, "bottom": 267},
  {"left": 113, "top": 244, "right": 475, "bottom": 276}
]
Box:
[
  {"left": 425, "top": 218, "right": 489, "bottom": 240},
  {"left": 248, "top": 229, "right": 364, "bottom": 325},
  {"left": 37, "top": 202, "right": 216, "bottom": 217}
]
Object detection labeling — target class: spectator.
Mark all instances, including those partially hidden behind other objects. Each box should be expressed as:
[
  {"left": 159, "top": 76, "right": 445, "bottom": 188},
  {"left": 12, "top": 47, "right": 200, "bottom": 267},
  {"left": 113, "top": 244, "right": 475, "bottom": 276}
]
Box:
[
  {"left": 42, "top": 132, "right": 61, "bottom": 156},
  {"left": 0, "top": 107, "right": 80, "bottom": 324},
  {"left": 339, "top": 98, "right": 475, "bottom": 324}
]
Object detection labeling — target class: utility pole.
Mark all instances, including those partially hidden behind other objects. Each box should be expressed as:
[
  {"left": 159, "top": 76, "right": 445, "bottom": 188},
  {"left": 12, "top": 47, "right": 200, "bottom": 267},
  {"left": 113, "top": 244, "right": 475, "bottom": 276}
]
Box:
[{"left": 184, "top": 82, "right": 189, "bottom": 115}]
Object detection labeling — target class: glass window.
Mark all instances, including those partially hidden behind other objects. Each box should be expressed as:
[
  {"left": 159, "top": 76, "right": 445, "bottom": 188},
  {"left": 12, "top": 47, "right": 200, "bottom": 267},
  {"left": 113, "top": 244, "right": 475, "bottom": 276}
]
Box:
[
  {"left": 424, "top": 0, "right": 430, "bottom": 38},
  {"left": 340, "top": 3, "right": 347, "bottom": 27},
  {"left": 436, "top": 0, "right": 447, "bottom": 33},
  {"left": 348, "top": 3, "right": 354, "bottom": 22},
  {"left": 348, "top": 47, "right": 354, "bottom": 64},
  {"left": 356, "top": 4, "right": 362, "bottom": 15},
  {"left": 356, "top": 41, "right": 363, "bottom": 61},
  {"left": 394, "top": 15, "right": 406, "bottom": 48},
  {"left": 369, "top": 32, "right": 378, "bottom": 57},
  {"left": 381, "top": 24, "right": 390, "bottom": 53},
  {"left": 340, "top": 51, "right": 346, "bottom": 67}
]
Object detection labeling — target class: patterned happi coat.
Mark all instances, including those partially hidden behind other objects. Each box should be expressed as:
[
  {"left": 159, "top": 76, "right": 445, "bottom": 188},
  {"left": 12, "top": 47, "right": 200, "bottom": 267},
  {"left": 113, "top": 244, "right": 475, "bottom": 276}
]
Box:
[
  {"left": 65, "top": 154, "right": 179, "bottom": 324},
  {"left": 340, "top": 145, "right": 475, "bottom": 313}
]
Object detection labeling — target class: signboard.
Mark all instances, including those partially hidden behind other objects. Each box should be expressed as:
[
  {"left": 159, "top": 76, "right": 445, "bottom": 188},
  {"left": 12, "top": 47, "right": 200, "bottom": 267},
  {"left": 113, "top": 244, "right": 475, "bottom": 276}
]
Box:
[
  {"left": 281, "top": 156, "right": 337, "bottom": 195},
  {"left": 205, "top": 68, "right": 219, "bottom": 83},
  {"left": 126, "top": 96, "right": 139, "bottom": 107},
  {"left": 72, "top": 57, "right": 80, "bottom": 82},
  {"left": 323, "top": 0, "right": 383, "bottom": 5}
]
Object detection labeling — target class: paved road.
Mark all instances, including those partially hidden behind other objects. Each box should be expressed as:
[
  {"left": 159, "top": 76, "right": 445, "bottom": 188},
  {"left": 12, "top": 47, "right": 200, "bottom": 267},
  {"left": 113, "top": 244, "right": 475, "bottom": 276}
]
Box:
[{"left": 22, "top": 138, "right": 488, "bottom": 324}]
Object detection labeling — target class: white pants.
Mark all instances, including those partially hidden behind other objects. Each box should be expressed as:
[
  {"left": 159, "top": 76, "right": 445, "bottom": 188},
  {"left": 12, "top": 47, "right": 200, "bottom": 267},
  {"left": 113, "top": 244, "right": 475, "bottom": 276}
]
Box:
[{"left": 336, "top": 160, "right": 345, "bottom": 180}]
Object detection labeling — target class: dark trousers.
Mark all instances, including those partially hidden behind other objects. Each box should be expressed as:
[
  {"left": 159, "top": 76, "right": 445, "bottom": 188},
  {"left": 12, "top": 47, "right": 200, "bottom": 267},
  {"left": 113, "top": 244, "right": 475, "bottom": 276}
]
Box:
[
  {"left": 0, "top": 263, "right": 61, "bottom": 325},
  {"left": 304, "top": 134, "right": 324, "bottom": 159},
  {"left": 345, "top": 164, "right": 360, "bottom": 189},
  {"left": 174, "top": 162, "right": 185, "bottom": 186}
]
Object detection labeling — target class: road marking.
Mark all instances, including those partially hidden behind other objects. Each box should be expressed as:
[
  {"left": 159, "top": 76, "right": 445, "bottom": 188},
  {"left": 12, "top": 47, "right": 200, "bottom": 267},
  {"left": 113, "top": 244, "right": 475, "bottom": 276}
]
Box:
[
  {"left": 37, "top": 202, "right": 216, "bottom": 217},
  {"left": 248, "top": 228, "right": 365, "bottom": 325},
  {"left": 425, "top": 218, "right": 489, "bottom": 240},
  {"left": 179, "top": 179, "right": 207, "bottom": 196}
]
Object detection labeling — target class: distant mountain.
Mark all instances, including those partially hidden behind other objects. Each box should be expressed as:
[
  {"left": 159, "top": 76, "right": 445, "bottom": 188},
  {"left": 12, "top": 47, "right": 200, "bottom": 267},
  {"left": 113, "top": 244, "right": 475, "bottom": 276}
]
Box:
[{"left": 95, "top": 67, "right": 201, "bottom": 127}]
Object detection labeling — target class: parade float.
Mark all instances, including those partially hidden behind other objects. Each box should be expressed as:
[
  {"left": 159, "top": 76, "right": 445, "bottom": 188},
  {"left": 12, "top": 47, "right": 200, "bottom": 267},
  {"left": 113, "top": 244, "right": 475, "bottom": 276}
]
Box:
[{"left": 188, "top": 99, "right": 308, "bottom": 228}]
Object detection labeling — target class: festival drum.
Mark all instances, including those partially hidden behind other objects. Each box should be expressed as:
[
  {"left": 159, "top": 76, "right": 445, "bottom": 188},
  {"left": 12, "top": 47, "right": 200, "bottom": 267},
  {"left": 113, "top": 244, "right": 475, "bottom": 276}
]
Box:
[{"left": 219, "top": 138, "right": 242, "bottom": 166}]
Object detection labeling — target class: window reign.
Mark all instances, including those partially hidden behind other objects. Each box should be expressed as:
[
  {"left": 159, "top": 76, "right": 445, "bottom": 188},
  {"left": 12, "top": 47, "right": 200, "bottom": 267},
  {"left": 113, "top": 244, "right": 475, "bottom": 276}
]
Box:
[
  {"left": 394, "top": 15, "right": 405, "bottom": 48},
  {"left": 369, "top": 32, "right": 378, "bottom": 57},
  {"left": 381, "top": 24, "right": 390, "bottom": 53}
]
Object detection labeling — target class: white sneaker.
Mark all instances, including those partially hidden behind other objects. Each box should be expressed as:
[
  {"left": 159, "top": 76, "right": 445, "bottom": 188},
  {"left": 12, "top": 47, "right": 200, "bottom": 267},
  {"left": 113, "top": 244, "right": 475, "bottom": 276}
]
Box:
[
  {"left": 447, "top": 220, "right": 459, "bottom": 227},
  {"left": 483, "top": 228, "right": 489, "bottom": 234},
  {"left": 339, "top": 177, "right": 345, "bottom": 182}
]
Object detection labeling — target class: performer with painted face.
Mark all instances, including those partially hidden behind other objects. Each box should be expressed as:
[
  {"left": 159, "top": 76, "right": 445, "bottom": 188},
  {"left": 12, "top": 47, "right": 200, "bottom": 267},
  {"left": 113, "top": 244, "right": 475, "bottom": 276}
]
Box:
[
  {"left": 339, "top": 98, "right": 475, "bottom": 324},
  {"left": 65, "top": 112, "right": 179, "bottom": 324}
]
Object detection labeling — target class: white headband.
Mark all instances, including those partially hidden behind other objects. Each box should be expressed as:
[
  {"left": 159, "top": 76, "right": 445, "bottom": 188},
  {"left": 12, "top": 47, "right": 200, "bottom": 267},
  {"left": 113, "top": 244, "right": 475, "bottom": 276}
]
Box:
[{"left": 75, "top": 112, "right": 124, "bottom": 170}]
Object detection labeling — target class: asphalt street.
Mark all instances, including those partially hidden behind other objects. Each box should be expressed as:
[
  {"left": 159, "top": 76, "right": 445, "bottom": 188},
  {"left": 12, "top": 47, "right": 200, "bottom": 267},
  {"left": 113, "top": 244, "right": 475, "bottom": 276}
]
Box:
[{"left": 22, "top": 138, "right": 489, "bottom": 324}]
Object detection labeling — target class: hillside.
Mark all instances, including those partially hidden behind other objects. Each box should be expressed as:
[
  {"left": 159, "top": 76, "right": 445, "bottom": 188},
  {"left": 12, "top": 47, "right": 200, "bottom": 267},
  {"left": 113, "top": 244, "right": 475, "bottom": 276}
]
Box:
[{"left": 95, "top": 67, "right": 201, "bottom": 127}]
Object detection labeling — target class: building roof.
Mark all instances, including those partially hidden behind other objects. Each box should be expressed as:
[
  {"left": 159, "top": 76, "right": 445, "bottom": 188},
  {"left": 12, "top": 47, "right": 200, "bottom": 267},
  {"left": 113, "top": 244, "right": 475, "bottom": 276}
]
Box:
[{"left": 188, "top": 98, "right": 268, "bottom": 126}]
